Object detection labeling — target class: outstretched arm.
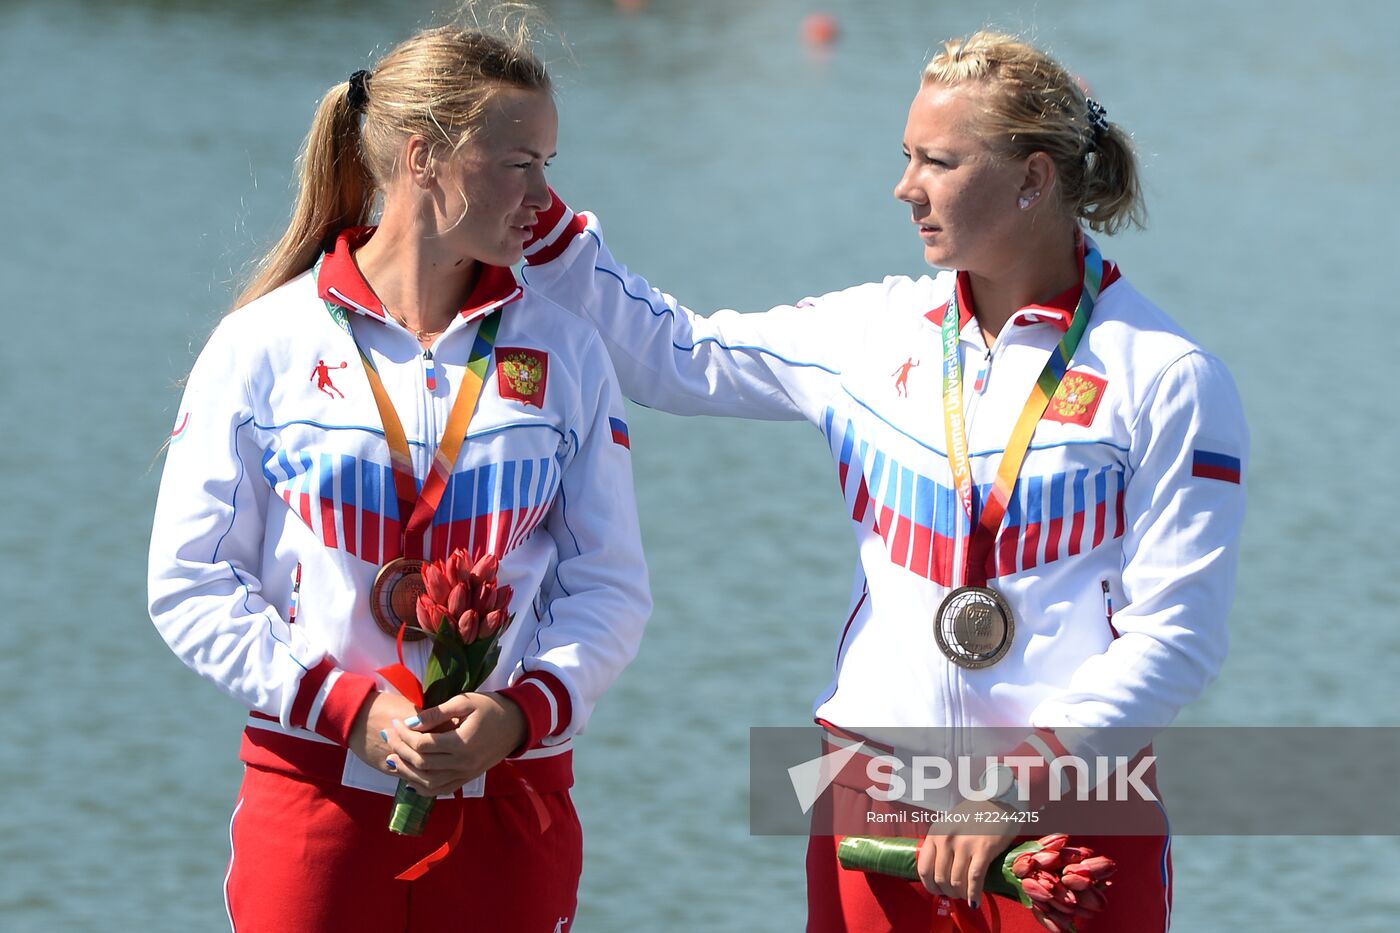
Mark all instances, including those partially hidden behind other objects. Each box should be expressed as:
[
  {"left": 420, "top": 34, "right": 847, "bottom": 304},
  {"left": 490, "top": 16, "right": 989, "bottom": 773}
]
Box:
[{"left": 521, "top": 192, "right": 885, "bottom": 425}]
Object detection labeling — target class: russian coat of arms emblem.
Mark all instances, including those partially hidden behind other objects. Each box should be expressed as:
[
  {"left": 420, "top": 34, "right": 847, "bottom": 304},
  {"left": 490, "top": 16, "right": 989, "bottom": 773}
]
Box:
[
  {"left": 1045, "top": 371, "right": 1106, "bottom": 426},
  {"left": 496, "top": 348, "right": 548, "bottom": 407}
]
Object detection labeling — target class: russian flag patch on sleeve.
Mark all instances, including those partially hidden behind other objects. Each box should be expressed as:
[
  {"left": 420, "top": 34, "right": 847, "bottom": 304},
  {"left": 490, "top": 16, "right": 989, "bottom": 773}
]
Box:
[
  {"left": 1191, "top": 449, "right": 1241, "bottom": 484},
  {"left": 609, "top": 417, "right": 630, "bottom": 449}
]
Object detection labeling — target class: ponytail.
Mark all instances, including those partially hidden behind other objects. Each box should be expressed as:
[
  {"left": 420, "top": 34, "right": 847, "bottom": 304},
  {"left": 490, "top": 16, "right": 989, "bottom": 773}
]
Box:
[
  {"left": 233, "top": 79, "right": 374, "bottom": 309},
  {"left": 1079, "top": 123, "right": 1144, "bottom": 235}
]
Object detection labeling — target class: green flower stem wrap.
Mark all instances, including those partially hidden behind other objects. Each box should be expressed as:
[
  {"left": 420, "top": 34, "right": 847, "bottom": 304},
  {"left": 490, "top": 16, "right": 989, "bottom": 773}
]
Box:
[
  {"left": 836, "top": 835, "right": 1028, "bottom": 904},
  {"left": 389, "top": 782, "right": 434, "bottom": 837},
  {"left": 836, "top": 835, "right": 921, "bottom": 880}
]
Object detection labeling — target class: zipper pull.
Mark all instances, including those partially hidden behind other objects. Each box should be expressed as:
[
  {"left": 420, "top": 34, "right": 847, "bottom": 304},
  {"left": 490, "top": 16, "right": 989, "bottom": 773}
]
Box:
[
  {"left": 973, "top": 347, "right": 992, "bottom": 394},
  {"left": 423, "top": 348, "right": 437, "bottom": 391},
  {"left": 288, "top": 562, "right": 303, "bottom": 624}
]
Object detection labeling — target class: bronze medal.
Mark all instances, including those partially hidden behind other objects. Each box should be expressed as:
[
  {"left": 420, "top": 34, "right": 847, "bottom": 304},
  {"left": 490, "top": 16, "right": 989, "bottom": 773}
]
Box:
[
  {"left": 370, "top": 557, "right": 428, "bottom": 641},
  {"left": 934, "top": 586, "right": 1014, "bottom": 669}
]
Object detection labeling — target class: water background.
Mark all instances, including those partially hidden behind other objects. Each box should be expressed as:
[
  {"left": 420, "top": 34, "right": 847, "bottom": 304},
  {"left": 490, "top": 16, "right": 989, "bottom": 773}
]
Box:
[{"left": 2, "top": 0, "right": 1397, "bottom": 929}]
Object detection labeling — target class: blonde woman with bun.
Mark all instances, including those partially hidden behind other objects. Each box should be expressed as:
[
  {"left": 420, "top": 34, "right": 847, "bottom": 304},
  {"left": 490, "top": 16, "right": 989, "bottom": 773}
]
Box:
[
  {"left": 148, "top": 11, "right": 650, "bottom": 930},
  {"left": 517, "top": 30, "right": 1244, "bottom": 932}
]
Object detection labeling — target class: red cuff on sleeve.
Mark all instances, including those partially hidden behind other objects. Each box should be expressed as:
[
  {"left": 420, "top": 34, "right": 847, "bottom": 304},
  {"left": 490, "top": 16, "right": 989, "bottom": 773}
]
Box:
[
  {"left": 1005, "top": 728, "right": 1071, "bottom": 810},
  {"left": 496, "top": 670, "right": 573, "bottom": 757},
  {"left": 523, "top": 188, "right": 584, "bottom": 266},
  {"left": 293, "top": 661, "right": 377, "bottom": 746}
]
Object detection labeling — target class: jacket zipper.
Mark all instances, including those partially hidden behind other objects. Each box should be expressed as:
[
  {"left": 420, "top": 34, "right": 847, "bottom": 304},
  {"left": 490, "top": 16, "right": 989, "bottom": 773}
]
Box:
[
  {"left": 941, "top": 335, "right": 992, "bottom": 727},
  {"left": 420, "top": 345, "right": 439, "bottom": 482},
  {"left": 950, "top": 337, "right": 999, "bottom": 730}
]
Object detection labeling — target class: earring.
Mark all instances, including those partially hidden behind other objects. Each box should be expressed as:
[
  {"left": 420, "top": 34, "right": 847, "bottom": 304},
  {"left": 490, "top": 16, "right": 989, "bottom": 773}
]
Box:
[{"left": 1018, "top": 192, "right": 1040, "bottom": 210}]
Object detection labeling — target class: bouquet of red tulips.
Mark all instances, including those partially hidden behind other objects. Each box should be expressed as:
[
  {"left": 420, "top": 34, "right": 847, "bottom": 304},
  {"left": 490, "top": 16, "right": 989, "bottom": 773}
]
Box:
[
  {"left": 387, "top": 548, "right": 515, "bottom": 836},
  {"left": 838, "top": 832, "right": 1116, "bottom": 932},
  {"left": 1002, "top": 833, "right": 1116, "bottom": 931}
]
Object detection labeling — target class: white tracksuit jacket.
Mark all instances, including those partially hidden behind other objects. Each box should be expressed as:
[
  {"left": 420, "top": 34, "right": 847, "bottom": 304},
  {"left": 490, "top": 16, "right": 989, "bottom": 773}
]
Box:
[
  {"left": 521, "top": 200, "right": 1246, "bottom": 776},
  {"left": 148, "top": 227, "right": 650, "bottom": 797}
]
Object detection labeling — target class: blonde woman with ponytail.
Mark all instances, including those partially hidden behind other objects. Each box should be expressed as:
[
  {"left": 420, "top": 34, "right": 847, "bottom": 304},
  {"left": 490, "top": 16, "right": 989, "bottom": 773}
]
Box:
[
  {"left": 519, "top": 31, "right": 1245, "bottom": 932},
  {"left": 148, "top": 10, "right": 651, "bottom": 930}
]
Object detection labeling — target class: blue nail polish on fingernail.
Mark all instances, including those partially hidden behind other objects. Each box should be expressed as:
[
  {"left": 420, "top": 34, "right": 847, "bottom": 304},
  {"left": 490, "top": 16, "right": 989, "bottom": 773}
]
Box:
[
  {"left": 379, "top": 730, "right": 388, "bottom": 742},
  {"left": 405, "top": 715, "right": 422, "bottom": 728},
  {"left": 971, "top": 898, "right": 980, "bottom": 910},
  {"left": 386, "top": 759, "right": 396, "bottom": 771}
]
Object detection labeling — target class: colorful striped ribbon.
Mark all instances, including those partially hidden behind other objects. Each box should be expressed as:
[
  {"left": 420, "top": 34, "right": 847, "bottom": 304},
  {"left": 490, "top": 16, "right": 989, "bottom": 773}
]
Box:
[
  {"left": 317, "top": 260, "right": 501, "bottom": 561},
  {"left": 940, "top": 247, "right": 1104, "bottom": 587}
]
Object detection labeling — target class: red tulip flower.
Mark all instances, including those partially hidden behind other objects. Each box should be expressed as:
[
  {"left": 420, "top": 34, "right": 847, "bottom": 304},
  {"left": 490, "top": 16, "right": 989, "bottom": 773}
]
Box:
[{"left": 1005, "top": 834, "right": 1115, "bottom": 933}]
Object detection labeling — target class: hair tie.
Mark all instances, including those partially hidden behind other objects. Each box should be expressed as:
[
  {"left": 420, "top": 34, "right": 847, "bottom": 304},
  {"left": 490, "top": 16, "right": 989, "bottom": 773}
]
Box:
[
  {"left": 1085, "top": 97, "right": 1109, "bottom": 151},
  {"left": 347, "top": 70, "right": 371, "bottom": 112}
]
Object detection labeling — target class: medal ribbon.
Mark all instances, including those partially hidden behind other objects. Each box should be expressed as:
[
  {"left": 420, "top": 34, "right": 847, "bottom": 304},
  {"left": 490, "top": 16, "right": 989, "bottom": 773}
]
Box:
[
  {"left": 317, "top": 261, "right": 501, "bottom": 560},
  {"left": 941, "top": 246, "right": 1103, "bottom": 587}
]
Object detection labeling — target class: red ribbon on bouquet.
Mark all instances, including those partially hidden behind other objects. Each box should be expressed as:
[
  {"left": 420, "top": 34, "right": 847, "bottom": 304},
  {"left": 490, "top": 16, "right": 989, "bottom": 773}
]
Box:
[{"left": 941, "top": 895, "right": 1002, "bottom": 933}]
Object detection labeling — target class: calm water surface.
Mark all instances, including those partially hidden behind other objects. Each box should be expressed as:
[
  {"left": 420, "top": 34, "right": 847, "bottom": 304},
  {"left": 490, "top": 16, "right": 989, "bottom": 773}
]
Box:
[{"left": 3, "top": 0, "right": 1397, "bottom": 929}]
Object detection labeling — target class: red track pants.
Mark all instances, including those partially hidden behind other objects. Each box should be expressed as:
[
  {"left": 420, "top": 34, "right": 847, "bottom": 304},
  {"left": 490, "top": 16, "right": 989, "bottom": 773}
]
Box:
[{"left": 224, "top": 766, "right": 582, "bottom": 932}]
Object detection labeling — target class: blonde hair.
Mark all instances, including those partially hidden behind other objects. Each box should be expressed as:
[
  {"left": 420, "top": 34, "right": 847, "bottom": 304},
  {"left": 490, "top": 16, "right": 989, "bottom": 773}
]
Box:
[
  {"left": 234, "top": 4, "right": 550, "bottom": 309},
  {"left": 923, "top": 31, "right": 1145, "bottom": 234}
]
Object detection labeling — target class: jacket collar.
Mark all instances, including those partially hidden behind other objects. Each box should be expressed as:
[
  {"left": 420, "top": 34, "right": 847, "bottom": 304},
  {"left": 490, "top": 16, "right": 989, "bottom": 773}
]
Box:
[
  {"left": 317, "top": 226, "right": 523, "bottom": 324},
  {"left": 924, "top": 237, "right": 1121, "bottom": 333}
]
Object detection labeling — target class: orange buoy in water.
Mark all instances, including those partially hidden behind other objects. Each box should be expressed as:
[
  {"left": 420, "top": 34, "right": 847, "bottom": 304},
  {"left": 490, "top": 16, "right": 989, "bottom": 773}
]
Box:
[{"left": 801, "top": 12, "right": 840, "bottom": 47}]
